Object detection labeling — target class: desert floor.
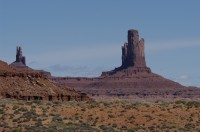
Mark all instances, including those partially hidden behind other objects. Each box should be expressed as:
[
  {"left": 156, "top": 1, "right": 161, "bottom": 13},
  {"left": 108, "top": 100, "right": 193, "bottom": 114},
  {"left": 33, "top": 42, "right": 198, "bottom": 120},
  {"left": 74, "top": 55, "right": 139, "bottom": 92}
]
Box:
[{"left": 0, "top": 99, "right": 200, "bottom": 131}]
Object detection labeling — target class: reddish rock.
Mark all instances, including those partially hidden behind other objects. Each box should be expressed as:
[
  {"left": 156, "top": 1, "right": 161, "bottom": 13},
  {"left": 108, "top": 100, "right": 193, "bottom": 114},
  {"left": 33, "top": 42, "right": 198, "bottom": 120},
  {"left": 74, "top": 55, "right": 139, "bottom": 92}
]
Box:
[
  {"left": 10, "top": 46, "right": 51, "bottom": 77},
  {"left": 102, "top": 29, "right": 151, "bottom": 77},
  {"left": 10, "top": 46, "right": 31, "bottom": 70},
  {"left": 0, "top": 60, "right": 90, "bottom": 101},
  {"left": 123, "top": 29, "right": 147, "bottom": 68},
  {"left": 16, "top": 46, "right": 26, "bottom": 65},
  {"left": 53, "top": 29, "right": 200, "bottom": 100}
]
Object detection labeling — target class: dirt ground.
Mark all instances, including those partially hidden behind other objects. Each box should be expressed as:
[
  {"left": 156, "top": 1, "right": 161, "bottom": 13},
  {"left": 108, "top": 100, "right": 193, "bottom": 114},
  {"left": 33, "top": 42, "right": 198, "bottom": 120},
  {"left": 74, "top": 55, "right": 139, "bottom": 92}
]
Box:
[{"left": 0, "top": 98, "right": 200, "bottom": 131}]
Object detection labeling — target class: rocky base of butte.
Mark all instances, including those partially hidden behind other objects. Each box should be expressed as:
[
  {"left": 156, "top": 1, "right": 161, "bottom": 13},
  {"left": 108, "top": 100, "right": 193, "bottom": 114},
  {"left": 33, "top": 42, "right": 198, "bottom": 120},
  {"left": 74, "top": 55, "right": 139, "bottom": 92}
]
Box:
[{"left": 53, "top": 29, "right": 200, "bottom": 100}]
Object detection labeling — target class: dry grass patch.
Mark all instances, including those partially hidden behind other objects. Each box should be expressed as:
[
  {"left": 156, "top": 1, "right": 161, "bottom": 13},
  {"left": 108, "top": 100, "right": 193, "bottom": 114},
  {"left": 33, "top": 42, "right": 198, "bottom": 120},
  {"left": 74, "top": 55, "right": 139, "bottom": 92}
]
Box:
[{"left": 0, "top": 99, "right": 200, "bottom": 131}]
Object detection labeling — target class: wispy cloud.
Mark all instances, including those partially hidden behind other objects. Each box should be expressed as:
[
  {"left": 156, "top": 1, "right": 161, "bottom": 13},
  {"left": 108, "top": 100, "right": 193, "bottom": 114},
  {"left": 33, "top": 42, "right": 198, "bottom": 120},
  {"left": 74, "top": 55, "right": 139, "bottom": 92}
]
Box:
[
  {"left": 179, "top": 75, "right": 189, "bottom": 80},
  {"left": 146, "top": 39, "right": 200, "bottom": 52},
  {"left": 28, "top": 43, "right": 120, "bottom": 66},
  {"left": 45, "top": 64, "right": 109, "bottom": 77},
  {"left": 171, "top": 74, "right": 200, "bottom": 87}
]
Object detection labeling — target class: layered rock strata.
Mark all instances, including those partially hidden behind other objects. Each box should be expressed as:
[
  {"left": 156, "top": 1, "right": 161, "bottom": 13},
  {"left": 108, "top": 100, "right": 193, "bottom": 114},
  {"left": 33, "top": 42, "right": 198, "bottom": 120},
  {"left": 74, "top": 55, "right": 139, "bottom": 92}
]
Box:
[
  {"left": 102, "top": 29, "right": 151, "bottom": 77},
  {"left": 0, "top": 60, "right": 90, "bottom": 101},
  {"left": 53, "top": 29, "right": 200, "bottom": 100}
]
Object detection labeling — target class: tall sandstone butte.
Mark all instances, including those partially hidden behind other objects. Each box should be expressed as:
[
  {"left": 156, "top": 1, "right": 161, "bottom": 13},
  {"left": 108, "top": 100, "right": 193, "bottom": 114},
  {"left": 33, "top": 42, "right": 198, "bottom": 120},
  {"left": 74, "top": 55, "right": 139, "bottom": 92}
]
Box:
[
  {"left": 16, "top": 46, "right": 26, "bottom": 65},
  {"left": 102, "top": 29, "right": 151, "bottom": 76},
  {"left": 53, "top": 29, "right": 200, "bottom": 100},
  {"left": 10, "top": 46, "right": 52, "bottom": 77},
  {"left": 10, "top": 46, "right": 30, "bottom": 70},
  {"left": 123, "top": 29, "right": 146, "bottom": 68}
]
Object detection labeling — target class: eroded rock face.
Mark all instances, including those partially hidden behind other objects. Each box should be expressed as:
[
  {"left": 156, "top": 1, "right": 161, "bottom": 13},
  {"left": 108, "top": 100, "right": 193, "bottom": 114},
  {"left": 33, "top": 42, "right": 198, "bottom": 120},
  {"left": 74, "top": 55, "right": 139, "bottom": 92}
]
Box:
[
  {"left": 52, "top": 29, "right": 200, "bottom": 100},
  {"left": 16, "top": 46, "right": 26, "bottom": 65},
  {"left": 123, "top": 29, "right": 146, "bottom": 68},
  {"left": 10, "top": 46, "right": 31, "bottom": 70},
  {"left": 102, "top": 29, "right": 151, "bottom": 77},
  {"left": 9, "top": 46, "right": 51, "bottom": 78},
  {"left": 0, "top": 60, "right": 90, "bottom": 101}
]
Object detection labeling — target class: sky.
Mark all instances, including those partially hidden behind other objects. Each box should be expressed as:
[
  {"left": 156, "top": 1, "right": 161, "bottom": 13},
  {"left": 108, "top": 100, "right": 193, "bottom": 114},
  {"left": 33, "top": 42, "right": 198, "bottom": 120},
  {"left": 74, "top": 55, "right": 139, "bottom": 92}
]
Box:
[{"left": 0, "top": 0, "right": 200, "bottom": 87}]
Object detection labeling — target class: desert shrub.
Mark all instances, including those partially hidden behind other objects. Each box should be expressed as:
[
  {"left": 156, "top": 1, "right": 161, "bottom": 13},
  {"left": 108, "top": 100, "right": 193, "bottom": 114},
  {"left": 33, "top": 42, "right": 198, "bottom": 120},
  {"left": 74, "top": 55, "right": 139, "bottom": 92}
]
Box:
[
  {"left": 9, "top": 114, "right": 15, "bottom": 119},
  {"left": 148, "top": 126, "right": 156, "bottom": 131},
  {"left": 112, "top": 123, "right": 117, "bottom": 128},
  {"left": 0, "top": 109, "right": 4, "bottom": 114},
  {"left": 131, "top": 102, "right": 141, "bottom": 107},
  {"left": 12, "top": 119, "right": 18, "bottom": 122},
  {"left": 103, "top": 102, "right": 110, "bottom": 107},
  {"left": 129, "top": 115, "right": 136, "bottom": 120},
  {"left": 54, "top": 101, "right": 62, "bottom": 106},
  {"left": 144, "top": 103, "right": 150, "bottom": 107},
  {"left": 23, "top": 118, "right": 30, "bottom": 122},
  {"left": 89, "top": 101, "right": 99, "bottom": 108},
  {"left": 128, "top": 128, "right": 136, "bottom": 132},
  {"left": 159, "top": 102, "right": 170, "bottom": 107},
  {"left": 18, "top": 107, "right": 28, "bottom": 112},
  {"left": 55, "top": 122, "right": 99, "bottom": 131},
  {"left": 32, "top": 100, "right": 43, "bottom": 105},
  {"left": 52, "top": 116, "right": 63, "bottom": 122},
  {"left": 99, "top": 125, "right": 115, "bottom": 131},
  {"left": 22, "top": 111, "right": 37, "bottom": 121},
  {"left": 121, "top": 125, "right": 128, "bottom": 130},
  {"left": 175, "top": 100, "right": 187, "bottom": 105},
  {"left": 35, "top": 119, "right": 43, "bottom": 127},
  {"left": 173, "top": 103, "right": 183, "bottom": 109},
  {"left": 185, "top": 123, "right": 195, "bottom": 130},
  {"left": 108, "top": 114, "right": 114, "bottom": 118},
  {"left": 31, "top": 105, "right": 36, "bottom": 109},
  {"left": 75, "top": 116, "right": 79, "bottom": 120},
  {"left": 81, "top": 108, "right": 86, "bottom": 111},
  {"left": 145, "top": 115, "right": 153, "bottom": 121},
  {"left": 186, "top": 101, "right": 200, "bottom": 108},
  {"left": 87, "top": 116, "right": 93, "bottom": 122},
  {"left": 49, "top": 113, "right": 57, "bottom": 116},
  {"left": 11, "top": 127, "right": 23, "bottom": 132},
  {"left": 1, "top": 104, "right": 6, "bottom": 107},
  {"left": 12, "top": 105, "right": 19, "bottom": 110},
  {"left": 121, "top": 109, "right": 127, "bottom": 113},
  {"left": 91, "top": 120, "right": 97, "bottom": 126},
  {"left": 47, "top": 102, "right": 52, "bottom": 106},
  {"left": 13, "top": 110, "right": 20, "bottom": 114}
]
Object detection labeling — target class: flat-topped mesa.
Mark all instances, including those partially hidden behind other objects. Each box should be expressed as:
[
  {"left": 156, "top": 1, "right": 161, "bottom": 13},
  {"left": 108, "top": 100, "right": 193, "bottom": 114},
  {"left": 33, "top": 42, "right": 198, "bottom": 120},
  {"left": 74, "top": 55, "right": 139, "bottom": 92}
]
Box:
[
  {"left": 102, "top": 29, "right": 151, "bottom": 77},
  {"left": 16, "top": 46, "right": 26, "bottom": 65}
]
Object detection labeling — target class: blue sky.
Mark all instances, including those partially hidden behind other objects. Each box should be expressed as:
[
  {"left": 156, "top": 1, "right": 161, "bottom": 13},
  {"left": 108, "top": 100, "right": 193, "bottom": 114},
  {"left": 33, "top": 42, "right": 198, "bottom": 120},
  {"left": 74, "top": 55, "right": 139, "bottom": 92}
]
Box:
[{"left": 0, "top": 0, "right": 200, "bottom": 87}]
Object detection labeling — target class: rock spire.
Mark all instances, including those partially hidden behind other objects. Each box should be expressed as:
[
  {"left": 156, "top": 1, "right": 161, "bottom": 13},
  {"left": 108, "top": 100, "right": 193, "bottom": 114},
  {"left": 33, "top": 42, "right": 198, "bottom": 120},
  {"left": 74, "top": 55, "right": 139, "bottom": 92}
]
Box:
[
  {"left": 102, "top": 29, "right": 151, "bottom": 77},
  {"left": 122, "top": 29, "right": 146, "bottom": 68},
  {"left": 16, "top": 46, "right": 26, "bottom": 65}
]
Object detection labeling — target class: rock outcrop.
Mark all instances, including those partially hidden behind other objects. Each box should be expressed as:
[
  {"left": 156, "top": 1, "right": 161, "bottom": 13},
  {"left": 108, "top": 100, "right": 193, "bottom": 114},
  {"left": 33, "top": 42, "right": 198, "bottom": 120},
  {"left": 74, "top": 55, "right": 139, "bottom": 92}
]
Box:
[
  {"left": 0, "top": 60, "right": 90, "bottom": 101},
  {"left": 102, "top": 29, "right": 151, "bottom": 76},
  {"left": 16, "top": 46, "right": 26, "bottom": 65},
  {"left": 53, "top": 29, "right": 200, "bottom": 101},
  {"left": 10, "top": 46, "right": 30, "bottom": 70},
  {"left": 10, "top": 46, "right": 51, "bottom": 77}
]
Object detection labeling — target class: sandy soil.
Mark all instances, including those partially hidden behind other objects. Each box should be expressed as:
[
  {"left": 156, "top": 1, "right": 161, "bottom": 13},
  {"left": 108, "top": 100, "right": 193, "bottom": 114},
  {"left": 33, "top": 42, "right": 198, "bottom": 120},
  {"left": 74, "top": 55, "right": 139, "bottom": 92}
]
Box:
[{"left": 0, "top": 99, "right": 200, "bottom": 131}]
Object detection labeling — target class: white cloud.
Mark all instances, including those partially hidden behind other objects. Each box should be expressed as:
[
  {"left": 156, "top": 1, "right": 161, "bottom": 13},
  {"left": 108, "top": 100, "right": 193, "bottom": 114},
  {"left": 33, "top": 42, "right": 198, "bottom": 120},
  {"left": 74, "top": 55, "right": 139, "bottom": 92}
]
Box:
[
  {"left": 27, "top": 43, "right": 120, "bottom": 66},
  {"left": 179, "top": 75, "right": 188, "bottom": 80},
  {"left": 146, "top": 39, "right": 200, "bottom": 52},
  {"left": 45, "top": 64, "right": 110, "bottom": 77}
]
